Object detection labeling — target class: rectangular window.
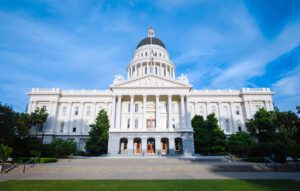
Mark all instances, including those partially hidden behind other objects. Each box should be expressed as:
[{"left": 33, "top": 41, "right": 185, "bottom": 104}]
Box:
[
  {"left": 155, "top": 67, "right": 158, "bottom": 74},
  {"left": 172, "top": 103, "right": 175, "bottom": 113},
  {"left": 86, "top": 106, "right": 91, "bottom": 116},
  {"left": 165, "top": 103, "right": 168, "bottom": 112},
  {"left": 225, "top": 120, "right": 230, "bottom": 133},
  {"left": 128, "top": 103, "right": 131, "bottom": 113},
  {"left": 72, "top": 127, "right": 76, "bottom": 132},
  {"left": 235, "top": 106, "right": 240, "bottom": 115},
  {"left": 62, "top": 106, "right": 67, "bottom": 116},
  {"left": 145, "top": 67, "right": 147, "bottom": 74},
  {"left": 42, "top": 105, "right": 47, "bottom": 111},
  {"left": 60, "top": 122, "right": 64, "bottom": 132},
  {"left": 127, "top": 118, "right": 130, "bottom": 128},
  {"left": 135, "top": 103, "right": 139, "bottom": 112},
  {"left": 74, "top": 106, "right": 79, "bottom": 116}
]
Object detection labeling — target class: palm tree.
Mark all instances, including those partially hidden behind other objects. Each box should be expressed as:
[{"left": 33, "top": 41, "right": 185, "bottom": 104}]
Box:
[{"left": 30, "top": 107, "right": 48, "bottom": 135}]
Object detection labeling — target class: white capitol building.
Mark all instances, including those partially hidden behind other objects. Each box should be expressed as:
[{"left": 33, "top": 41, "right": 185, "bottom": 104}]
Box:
[{"left": 27, "top": 28, "right": 274, "bottom": 156}]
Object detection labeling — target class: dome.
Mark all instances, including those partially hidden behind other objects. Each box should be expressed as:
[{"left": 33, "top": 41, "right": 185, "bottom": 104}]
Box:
[
  {"left": 136, "top": 27, "right": 166, "bottom": 49},
  {"left": 136, "top": 37, "right": 166, "bottom": 49}
]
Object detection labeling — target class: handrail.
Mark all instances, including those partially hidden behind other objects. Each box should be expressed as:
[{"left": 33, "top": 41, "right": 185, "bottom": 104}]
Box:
[
  {"left": 23, "top": 159, "right": 35, "bottom": 173},
  {"left": 263, "top": 156, "right": 277, "bottom": 172}
]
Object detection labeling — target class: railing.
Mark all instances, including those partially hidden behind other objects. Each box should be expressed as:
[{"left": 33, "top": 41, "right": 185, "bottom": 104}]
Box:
[
  {"left": 264, "top": 156, "right": 277, "bottom": 172},
  {"left": 23, "top": 159, "right": 35, "bottom": 173}
]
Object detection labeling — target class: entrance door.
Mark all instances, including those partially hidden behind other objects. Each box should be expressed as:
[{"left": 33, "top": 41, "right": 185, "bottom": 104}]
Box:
[
  {"left": 147, "top": 139, "right": 155, "bottom": 154},
  {"left": 136, "top": 142, "right": 141, "bottom": 154},
  {"left": 161, "top": 138, "right": 169, "bottom": 155}
]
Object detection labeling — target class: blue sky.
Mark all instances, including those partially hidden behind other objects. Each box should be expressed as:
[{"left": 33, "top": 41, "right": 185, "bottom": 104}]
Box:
[{"left": 0, "top": 0, "right": 300, "bottom": 112}]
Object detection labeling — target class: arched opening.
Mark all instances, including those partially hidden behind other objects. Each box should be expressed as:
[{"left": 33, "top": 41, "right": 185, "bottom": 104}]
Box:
[
  {"left": 133, "top": 138, "right": 142, "bottom": 155},
  {"left": 175, "top": 138, "right": 183, "bottom": 154},
  {"left": 161, "top": 138, "right": 169, "bottom": 155},
  {"left": 147, "top": 138, "right": 155, "bottom": 154},
  {"left": 119, "top": 138, "right": 128, "bottom": 154}
]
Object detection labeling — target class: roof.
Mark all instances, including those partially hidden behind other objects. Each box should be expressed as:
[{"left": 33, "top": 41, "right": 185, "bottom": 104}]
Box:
[{"left": 136, "top": 37, "right": 166, "bottom": 49}]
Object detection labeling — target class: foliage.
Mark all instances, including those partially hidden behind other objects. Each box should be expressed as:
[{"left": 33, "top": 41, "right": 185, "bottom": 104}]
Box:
[
  {"left": 42, "top": 139, "right": 76, "bottom": 158},
  {"left": 33, "top": 157, "right": 57, "bottom": 163},
  {"left": 0, "top": 103, "right": 17, "bottom": 146},
  {"left": 86, "top": 109, "right": 110, "bottom": 155},
  {"left": 192, "top": 113, "right": 226, "bottom": 154},
  {"left": 30, "top": 107, "right": 48, "bottom": 132},
  {"left": 0, "top": 144, "right": 13, "bottom": 165},
  {"left": 227, "top": 132, "right": 255, "bottom": 156}
]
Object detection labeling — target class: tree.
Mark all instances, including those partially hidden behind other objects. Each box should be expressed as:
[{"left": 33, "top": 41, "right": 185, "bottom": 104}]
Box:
[
  {"left": 43, "top": 139, "right": 76, "bottom": 158},
  {"left": 246, "top": 108, "right": 277, "bottom": 142},
  {"left": 85, "top": 109, "right": 109, "bottom": 155},
  {"left": 192, "top": 113, "right": 226, "bottom": 154},
  {"left": 227, "top": 132, "right": 255, "bottom": 156},
  {"left": 30, "top": 107, "right": 48, "bottom": 133},
  {"left": 0, "top": 144, "right": 13, "bottom": 166},
  {"left": 0, "top": 103, "right": 17, "bottom": 146}
]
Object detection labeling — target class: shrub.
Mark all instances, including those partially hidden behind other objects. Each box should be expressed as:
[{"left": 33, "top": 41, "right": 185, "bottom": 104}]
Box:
[
  {"left": 41, "top": 139, "right": 76, "bottom": 158},
  {"left": 33, "top": 158, "right": 57, "bottom": 163},
  {"left": 227, "top": 132, "right": 255, "bottom": 156}
]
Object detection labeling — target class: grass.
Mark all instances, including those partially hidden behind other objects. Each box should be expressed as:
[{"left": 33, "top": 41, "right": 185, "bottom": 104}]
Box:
[{"left": 0, "top": 180, "right": 299, "bottom": 191}]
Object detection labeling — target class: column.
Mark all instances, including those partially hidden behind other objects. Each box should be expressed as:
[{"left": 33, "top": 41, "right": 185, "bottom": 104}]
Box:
[
  {"left": 160, "top": 63, "right": 162, "bottom": 76},
  {"left": 229, "top": 102, "right": 235, "bottom": 134},
  {"left": 130, "top": 95, "right": 134, "bottom": 129},
  {"left": 49, "top": 101, "right": 58, "bottom": 133},
  {"left": 111, "top": 97, "right": 116, "bottom": 129},
  {"left": 180, "top": 95, "right": 185, "bottom": 129},
  {"left": 155, "top": 95, "right": 159, "bottom": 129},
  {"left": 168, "top": 95, "right": 172, "bottom": 129},
  {"left": 143, "top": 95, "right": 147, "bottom": 130},
  {"left": 115, "top": 95, "right": 122, "bottom": 130},
  {"left": 80, "top": 102, "right": 85, "bottom": 134},
  {"left": 67, "top": 102, "right": 73, "bottom": 134},
  {"left": 142, "top": 137, "right": 147, "bottom": 155},
  {"left": 217, "top": 102, "right": 222, "bottom": 126},
  {"left": 169, "top": 137, "right": 175, "bottom": 155},
  {"left": 205, "top": 102, "right": 209, "bottom": 118},
  {"left": 185, "top": 96, "right": 192, "bottom": 129},
  {"left": 155, "top": 137, "right": 161, "bottom": 155},
  {"left": 128, "top": 137, "right": 134, "bottom": 155}
]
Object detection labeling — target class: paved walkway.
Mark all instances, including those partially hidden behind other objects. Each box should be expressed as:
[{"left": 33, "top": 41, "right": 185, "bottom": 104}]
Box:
[{"left": 1, "top": 158, "right": 299, "bottom": 181}]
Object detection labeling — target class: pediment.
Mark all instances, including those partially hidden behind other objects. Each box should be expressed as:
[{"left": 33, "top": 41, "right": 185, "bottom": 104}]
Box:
[{"left": 110, "top": 75, "right": 191, "bottom": 89}]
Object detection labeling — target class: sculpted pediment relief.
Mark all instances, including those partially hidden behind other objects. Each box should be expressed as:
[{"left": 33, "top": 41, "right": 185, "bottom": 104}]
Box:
[{"left": 111, "top": 75, "right": 191, "bottom": 89}]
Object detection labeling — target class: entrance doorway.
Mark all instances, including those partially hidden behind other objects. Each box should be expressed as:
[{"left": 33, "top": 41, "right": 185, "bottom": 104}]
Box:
[
  {"left": 161, "top": 138, "right": 169, "bottom": 155},
  {"left": 147, "top": 138, "right": 155, "bottom": 154},
  {"left": 119, "top": 138, "right": 128, "bottom": 154},
  {"left": 134, "top": 138, "right": 142, "bottom": 155}
]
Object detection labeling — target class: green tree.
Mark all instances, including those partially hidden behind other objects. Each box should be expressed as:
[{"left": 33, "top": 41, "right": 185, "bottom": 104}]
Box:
[
  {"left": 246, "top": 108, "right": 277, "bottom": 142},
  {"left": 0, "top": 103, "right": 17, "bottom": 145},
  {"left": 85, "top": 109, "right": 109, "bottom": 155},
  {"left": 44, "top": 139, "right": 76, "bottom": 158},
  {"left": 192, "top": 113, "right": 226, "bottom": 154},
  {"left": 227, "top": 132, "right": 255, "bottom": 156},
  {"left": 30, "top": 107, "right": 48, "bottom": 133},
  {"left": 0, "top": 144, "right": 13, "bottom": 166}
]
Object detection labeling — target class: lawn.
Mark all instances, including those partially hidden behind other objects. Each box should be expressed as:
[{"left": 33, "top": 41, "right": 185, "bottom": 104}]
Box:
[{"left": 0, "top": 180, "right": 299, "bottom": 191}]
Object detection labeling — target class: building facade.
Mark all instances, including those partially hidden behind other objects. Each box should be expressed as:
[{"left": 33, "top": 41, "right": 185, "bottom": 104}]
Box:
[{"left": 27, "top": 28, "right": 274, "bottom": 156}]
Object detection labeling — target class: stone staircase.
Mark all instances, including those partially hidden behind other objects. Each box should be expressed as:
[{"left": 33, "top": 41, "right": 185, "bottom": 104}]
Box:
[{"left": 7, "top": 158, "right": 300, "bottom": 174}]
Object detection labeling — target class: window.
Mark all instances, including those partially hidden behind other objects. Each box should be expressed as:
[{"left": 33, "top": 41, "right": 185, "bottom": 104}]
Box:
[
  {"left": 135, "top": 118, "right": 138, "bottom": 128},
  {"left": 159, "top": 53, "right": 161, "bottom": 57},
  {"left": 225, "top": 120, "right": 230, "bottom": 133},
  {"left": 62, "top": 106, "right": 67, "bottom": 116},
  {"left": 141, "top": 53, "right": 143, "bottom": 57},
  {"left": 135, "top": 104, "right": 139, "bottom": 112},
  {"left": 42, "top": 105, "right": 47, "bottom": 111},
  {"left": 127, "top": 118, "right": 130, "bottom": 128},
  {"left": 238, "top": 126, "right": 242, "bottom": 132},
  {"left": 235, "top": 106, "right": 240, "bottom": 115},
  {"left": 74, "top": 106, "right": 79, "bottom": 115},
  {"left": 128, "top": 103, "right": 131, "bottom": 112},
  {"left": 86, "top": 106, "right": 91, "bottom": 116},
  {"left": 145, "top": 52, "right": 148, "bottom": 56},
  {"left": 155, "top": 67, "right": 158, "bottom": 74},
  {"left": 60, "top": 122, "right": 64, "bottom": 132},
  {"left": 165, "top": 103, "right": 168, "bottom": 112},
  {"left": 172, "top": 118, "right": 176, "bottom": 128},
  {"left": 72, "top": 127, "right": 76, "bottom": 132},
  {"left": 145, "top": 67, "right": 147, "bottom": 74}
]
